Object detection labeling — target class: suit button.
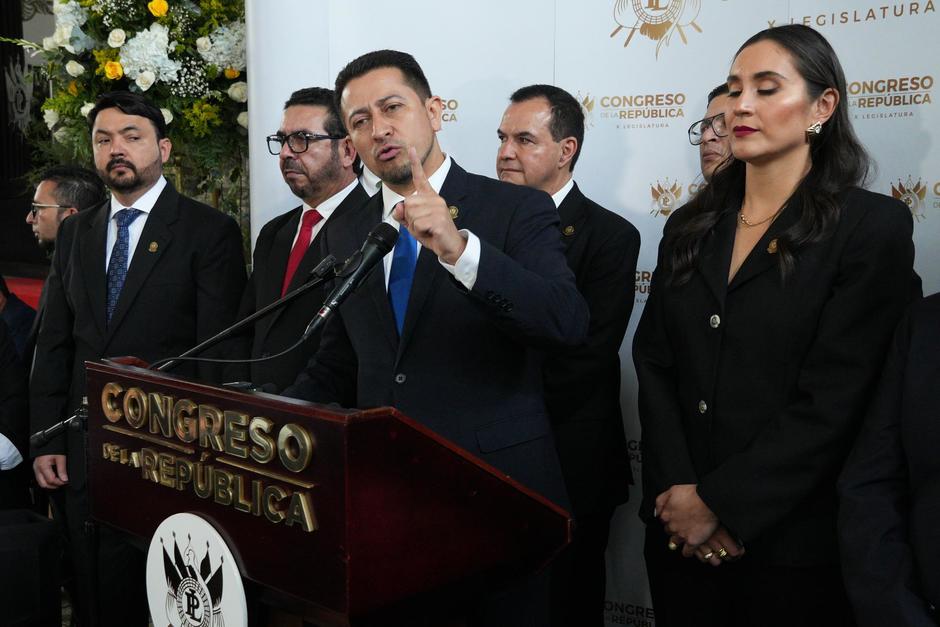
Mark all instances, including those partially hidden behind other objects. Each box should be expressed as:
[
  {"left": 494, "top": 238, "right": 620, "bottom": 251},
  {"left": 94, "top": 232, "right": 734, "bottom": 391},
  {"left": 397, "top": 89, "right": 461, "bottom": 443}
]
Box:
[
  {"left": 709, "top": 314, "right": 721, "bottom": 328},
  {"left": 698, "top": 400, "right": 708, "bottom": 414},
  {"left": 394, "top": 373, "right": 406, "bottom": 384}
]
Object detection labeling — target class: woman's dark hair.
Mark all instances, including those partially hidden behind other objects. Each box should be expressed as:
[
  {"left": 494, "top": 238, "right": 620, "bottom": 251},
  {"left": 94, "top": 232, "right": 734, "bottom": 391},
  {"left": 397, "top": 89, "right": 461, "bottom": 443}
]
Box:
[{"left": 665, "top": 24, "right": 870, "bottom": 284}]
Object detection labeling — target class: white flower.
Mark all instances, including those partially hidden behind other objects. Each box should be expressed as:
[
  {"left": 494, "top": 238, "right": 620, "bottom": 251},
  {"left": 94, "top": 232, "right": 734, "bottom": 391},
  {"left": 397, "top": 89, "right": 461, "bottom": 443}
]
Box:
[
  {"left": 80, "top": 102, "right": 95, "bottom": 117},
  {"left": 197, "top": 22, "right": 246, "bottom": 71},
  {"left": 135, "top": 70, "right": 156, "bottom": 91},
  {"left": 107, "top": 29, "right": 126, "bottom": 48},
  {"left": 161, "top": 108, "right": 174, "bottom": 125},
  {"left": 42, "top": 36, "right": 57, "bottom": 51},
  {"left": 196, "top": 37, "right": 211, "bottom": 54},
  {"left": 43, "top": 109, "right": 59, "bottom": 130},
  {"left": 52, "top": 24, "right": 72, "bottom": 50},
  {"left": 227, "top": 81, "right": 248, "bottom": 103},
  {"left": 53, "top": 127, "right": 70, "bottom": 144},
  {"left": 65, "top": 60, "right": 85, "bottom": 77},
  {"left": 236, "top": 111, "right": 248, "bottom": 129},
  {"left": 120, "top": 23, "right": 181, "bottom": 83}
]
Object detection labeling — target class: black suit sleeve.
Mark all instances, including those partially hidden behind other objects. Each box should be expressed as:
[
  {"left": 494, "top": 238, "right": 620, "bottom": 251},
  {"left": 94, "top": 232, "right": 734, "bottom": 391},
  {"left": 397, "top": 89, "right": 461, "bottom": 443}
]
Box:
[
  {"left": 29, "top": 216, "right": 78, "bottom": 456},
  {"left": 0, "top": 322, "right": 28, "bottom": 459},
  {"left": 696, "top": 199, "right": 916, "bottom": 541},
  {"left": 282, "top": 313, "right": 358, "bottom": 407},
  {"left": 837, "top": 308, "right": 936, "bottom": 627}
]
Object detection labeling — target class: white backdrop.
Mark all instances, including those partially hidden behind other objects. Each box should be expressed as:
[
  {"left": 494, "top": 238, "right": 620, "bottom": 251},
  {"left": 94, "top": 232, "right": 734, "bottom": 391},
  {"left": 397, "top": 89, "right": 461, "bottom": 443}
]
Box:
[{"left": 245, "top": 2, "right": 940, "bottom": 624}]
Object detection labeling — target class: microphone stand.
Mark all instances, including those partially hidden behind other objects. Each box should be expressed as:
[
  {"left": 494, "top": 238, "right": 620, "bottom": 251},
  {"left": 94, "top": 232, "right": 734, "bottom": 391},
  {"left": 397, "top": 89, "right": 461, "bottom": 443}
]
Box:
[
  {"left": 29, "top": 396, "right": 88, "bottom": 450},
  {"left": 155, "top": 254, "right": 339, "bottom": 372}
]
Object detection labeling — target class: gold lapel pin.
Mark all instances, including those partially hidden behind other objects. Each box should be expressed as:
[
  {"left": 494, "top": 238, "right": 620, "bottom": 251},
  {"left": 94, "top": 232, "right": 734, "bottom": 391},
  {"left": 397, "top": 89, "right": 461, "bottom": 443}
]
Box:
[
  {"left": 767, "top": 238, "right": 778, "bottom": 254},
  {"left": 563, "top": 225, "right": 575, "bottom": 236},
  {"left": 148, "top": 241, "right": 159, "bottom": 253},
  {"left": 448, "top": 205, "right": 459, "bottom": 220}
]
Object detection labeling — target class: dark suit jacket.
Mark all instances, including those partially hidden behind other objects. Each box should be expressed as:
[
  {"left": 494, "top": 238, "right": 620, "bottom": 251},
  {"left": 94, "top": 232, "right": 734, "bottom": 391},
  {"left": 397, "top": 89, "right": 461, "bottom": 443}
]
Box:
[
  {"left": 0, "top": 276, "right": 37, "bottom": 362},
  {"left": 29, "top": 182, "right": 246, "bottom": 488},
  {"left": 543, "top": 183, "right": 639, "bottom": 517},
  {"left": 0, "top": 320, "right": 29, "bottom": 509},
  {"left": 228, "top": 184, "right": 369, "bottom": 391},
  {"left": 286, "top": 161, "right": 589, "bottom": 506},
  {"left": 633, "top": 187, "right": 916, "bottom": 566},
  {"left": 838, "top": 294, "right": 940, "bottom": 626}
]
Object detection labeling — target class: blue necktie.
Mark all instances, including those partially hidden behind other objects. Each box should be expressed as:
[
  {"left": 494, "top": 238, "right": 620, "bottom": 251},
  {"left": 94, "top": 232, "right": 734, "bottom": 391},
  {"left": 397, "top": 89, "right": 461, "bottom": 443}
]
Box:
[
  {"left": 388, "top": 225, "right": 417, "bottom": 335},
  {"left": 106, "top": 208, "right": 142, "bottom": 324}
]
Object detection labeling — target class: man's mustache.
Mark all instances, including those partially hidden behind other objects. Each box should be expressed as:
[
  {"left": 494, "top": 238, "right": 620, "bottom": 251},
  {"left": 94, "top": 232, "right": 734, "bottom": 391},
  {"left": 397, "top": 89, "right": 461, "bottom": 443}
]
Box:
[{"left": 107, "top": 158, "right": 137, "bottom": 172}]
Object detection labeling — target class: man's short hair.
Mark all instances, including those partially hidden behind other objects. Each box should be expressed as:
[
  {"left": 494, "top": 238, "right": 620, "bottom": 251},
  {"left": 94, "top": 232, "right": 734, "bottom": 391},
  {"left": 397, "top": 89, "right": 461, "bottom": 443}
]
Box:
[
  {"left": 334, "top": 50, "right": 432, "bottom": 113},
  {"left": 87, "top": 91, "right": 167, "bottom": 139},
  {"left": 509, "top": 84, "right": 585, "bottom": 172},
  {"left": 284, "top": 87, "right": 347, "bottom": 138},
  {"left": 707, "top": 83, "right": 729, "bottom": 104},
  {"left": 41, "top": 165, "right": 107, "bottom": 211}
]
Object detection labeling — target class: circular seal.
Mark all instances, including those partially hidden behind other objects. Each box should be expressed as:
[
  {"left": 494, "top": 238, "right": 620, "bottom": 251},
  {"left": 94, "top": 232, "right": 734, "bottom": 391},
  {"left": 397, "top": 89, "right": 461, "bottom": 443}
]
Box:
[
  {"left": 631, "top": 0, "right": 682, "bottom": 25},
  {"left": 146, "top": 513, "right": 247, "bottom": 627}
]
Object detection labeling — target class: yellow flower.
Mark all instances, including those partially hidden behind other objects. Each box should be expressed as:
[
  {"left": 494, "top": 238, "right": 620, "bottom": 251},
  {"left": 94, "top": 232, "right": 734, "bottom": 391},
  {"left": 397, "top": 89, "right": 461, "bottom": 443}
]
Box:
[
  {"left": 224, "top": 67, "right": 240, "bottom": 79},
  {"left": 148, "top": 0, "right": 169, "bottom": 17},
  {"left": 67, "top": 80, "right": 79, "bottom": 96},
  {"left": 104, "top": 61, "right": 124, "bottom": 80}
]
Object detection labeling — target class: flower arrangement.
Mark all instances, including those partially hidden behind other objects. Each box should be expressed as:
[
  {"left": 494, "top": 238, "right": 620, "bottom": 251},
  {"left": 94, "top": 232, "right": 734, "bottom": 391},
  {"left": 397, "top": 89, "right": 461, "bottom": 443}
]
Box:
[{"left": 4, "top": 0, "right": 249, "bottom": 225}]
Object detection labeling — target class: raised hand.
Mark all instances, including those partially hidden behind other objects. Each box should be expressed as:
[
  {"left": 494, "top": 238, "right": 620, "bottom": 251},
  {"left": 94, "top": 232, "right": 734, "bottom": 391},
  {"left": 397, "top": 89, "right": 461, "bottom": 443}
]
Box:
[{"left": 391, "top": 146, "right": 466, "bottom": 264}]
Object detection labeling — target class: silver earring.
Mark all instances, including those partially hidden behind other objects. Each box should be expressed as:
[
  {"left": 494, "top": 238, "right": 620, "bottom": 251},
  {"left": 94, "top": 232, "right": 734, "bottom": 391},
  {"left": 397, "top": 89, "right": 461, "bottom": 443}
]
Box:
[{"left": 805, "top": 121, "right": 823, "bottom": 141}]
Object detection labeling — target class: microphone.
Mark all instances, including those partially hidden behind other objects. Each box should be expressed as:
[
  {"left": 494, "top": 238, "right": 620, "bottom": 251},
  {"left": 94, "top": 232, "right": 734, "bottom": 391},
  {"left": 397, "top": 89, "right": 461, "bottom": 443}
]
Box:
[{"left": 302, "top": 222, "right": 398, "bottom": 340}]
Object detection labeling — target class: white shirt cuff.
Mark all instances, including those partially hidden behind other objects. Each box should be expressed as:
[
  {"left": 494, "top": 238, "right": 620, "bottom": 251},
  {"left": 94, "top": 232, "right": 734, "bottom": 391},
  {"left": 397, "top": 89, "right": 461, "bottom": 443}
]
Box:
[
  {"left": 439, "top": 229, "right": 480, "bottom": 290},
  {"left": 0, "top": 433, "right": 23, "bottom": 470}
]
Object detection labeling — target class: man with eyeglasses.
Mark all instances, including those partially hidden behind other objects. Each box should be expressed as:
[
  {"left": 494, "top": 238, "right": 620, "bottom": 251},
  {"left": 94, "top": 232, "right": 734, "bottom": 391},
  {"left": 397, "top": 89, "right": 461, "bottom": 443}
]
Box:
[
  {"left": 689, "top": 83, "right": 731, "bottom": 182},
  {"left": 229, "top": 87, "right": 369, "bottom": 392}
]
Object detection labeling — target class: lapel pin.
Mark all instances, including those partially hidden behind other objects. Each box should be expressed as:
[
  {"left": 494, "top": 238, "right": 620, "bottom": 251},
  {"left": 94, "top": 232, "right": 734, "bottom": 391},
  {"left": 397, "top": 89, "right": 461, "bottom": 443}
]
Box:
[
  {"left": 148, "top": 241, "right": 159, "bottom": 253},
  {"left": 563, "top": 225, "right": 575, "bottom": 236},
  {"left": 448, "top": 205, "right": 459, "bottom": 220},
  {"left": 767, "top": 238, "right": 778, "bottom": 254}
]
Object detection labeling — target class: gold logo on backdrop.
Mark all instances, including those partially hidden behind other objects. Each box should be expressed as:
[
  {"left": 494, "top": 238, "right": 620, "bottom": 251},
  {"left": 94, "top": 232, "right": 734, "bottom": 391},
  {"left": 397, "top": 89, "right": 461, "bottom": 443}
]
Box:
[
  {"left": 610, "top": 0, "right": 702, "bottom": 58},
  {"left": 891, "top": 176, "right": 928, "bottom": 221},
  {"left": 577, "top": 91, "right": 596, "bottom": 129},
  {"left": 650, "top": 179, "right": 683, "bottom": 217}
]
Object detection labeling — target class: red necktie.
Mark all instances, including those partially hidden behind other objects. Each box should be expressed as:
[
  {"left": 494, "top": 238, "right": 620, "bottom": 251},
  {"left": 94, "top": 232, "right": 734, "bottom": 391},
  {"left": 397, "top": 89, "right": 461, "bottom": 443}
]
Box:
[{"left": 281, "top": 209, "right": 323, "bottom": 296}]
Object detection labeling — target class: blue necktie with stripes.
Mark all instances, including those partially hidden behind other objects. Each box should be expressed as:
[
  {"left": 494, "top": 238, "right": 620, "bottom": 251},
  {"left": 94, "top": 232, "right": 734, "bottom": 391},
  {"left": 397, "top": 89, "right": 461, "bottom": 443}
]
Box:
[{"left": 106, "top": 208, "right": 142, "bottom": 324}]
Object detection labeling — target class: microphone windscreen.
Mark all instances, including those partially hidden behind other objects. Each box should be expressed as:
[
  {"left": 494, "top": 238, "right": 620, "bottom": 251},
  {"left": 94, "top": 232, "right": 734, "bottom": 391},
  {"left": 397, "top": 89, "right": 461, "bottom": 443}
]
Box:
[{"left": 367, "top": 222, "right": 399, "bottom": 255}]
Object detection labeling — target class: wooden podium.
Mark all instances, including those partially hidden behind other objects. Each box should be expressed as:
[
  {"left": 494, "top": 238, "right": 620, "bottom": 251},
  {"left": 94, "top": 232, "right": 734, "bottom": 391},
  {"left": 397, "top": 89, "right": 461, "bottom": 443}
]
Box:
[{"left": 84, "top": 359, "right": 572, "bottom": 625}]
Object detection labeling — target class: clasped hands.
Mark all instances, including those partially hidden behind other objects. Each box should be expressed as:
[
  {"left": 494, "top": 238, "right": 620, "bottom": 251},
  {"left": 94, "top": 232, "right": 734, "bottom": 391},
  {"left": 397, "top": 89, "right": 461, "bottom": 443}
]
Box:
[
  {"left": 391, "top": 146, "right": 466, "bottom": 265},
  {"left": 656, "top": 483, "right": 745, "bottom": 566}
]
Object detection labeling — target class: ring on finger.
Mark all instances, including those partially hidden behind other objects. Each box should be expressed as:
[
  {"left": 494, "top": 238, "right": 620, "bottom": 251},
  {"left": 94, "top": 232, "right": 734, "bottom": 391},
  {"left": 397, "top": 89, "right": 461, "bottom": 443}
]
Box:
[
  {"left": 667, "top": 540, "right": 678, "bottom": 551},
  {"left": 717, "top": 547, "right": 729, "bottom": 559},
  {"left": 701, "top": 551, "right": 715, "bottom": 560}
]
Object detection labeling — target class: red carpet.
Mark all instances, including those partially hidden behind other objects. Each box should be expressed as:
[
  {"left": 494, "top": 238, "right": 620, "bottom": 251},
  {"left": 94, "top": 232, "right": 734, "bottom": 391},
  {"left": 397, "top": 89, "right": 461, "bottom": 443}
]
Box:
[{"left": 4, "top": 276, "right": 43, "bottom": 309}]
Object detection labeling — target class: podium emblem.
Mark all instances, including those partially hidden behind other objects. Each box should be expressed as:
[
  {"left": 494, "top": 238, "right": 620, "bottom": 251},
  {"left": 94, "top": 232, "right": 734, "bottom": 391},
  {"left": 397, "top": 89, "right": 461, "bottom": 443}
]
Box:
[{"left": 146, "top": 513, "right": 247, "bottom": 627}]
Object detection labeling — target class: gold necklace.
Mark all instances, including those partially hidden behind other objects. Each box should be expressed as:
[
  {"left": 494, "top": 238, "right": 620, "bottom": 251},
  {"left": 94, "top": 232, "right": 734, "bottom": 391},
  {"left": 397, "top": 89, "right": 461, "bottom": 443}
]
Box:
[{"left": 738, "top": 206, "right": 784, "bottom": 228}]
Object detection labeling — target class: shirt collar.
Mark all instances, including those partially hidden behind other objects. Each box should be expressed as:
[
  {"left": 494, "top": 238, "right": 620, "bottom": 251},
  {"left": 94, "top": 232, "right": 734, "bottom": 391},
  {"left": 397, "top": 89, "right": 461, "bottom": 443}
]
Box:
[
  {"left": 551, "top": 178, "right": 575, "bottom": 208},
  {"left": 302, "top": 178, "right": 358, "bottom": 221},
  {"left": 381, "top": 155, "right": 453, "bottom": 219},
  {"left": 109, "top": 175, "right": 167, "bottom": 218}
]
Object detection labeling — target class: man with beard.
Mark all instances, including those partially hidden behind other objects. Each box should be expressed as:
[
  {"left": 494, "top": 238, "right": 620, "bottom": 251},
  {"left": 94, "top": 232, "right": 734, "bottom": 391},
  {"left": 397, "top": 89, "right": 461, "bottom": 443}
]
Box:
[
  {"left": 228, "top": 87, "right": 368, "bottom": 391},
  {"left": 29, "top": 91, "right": 245, "bottom": 626},
  {"left": 285, "top": 50, "right": 588, "bottom": 626}
]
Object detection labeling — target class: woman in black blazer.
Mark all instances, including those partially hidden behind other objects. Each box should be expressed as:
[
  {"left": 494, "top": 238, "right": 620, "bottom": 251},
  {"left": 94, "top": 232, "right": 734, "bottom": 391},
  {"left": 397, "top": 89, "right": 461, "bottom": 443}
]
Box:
[{"left": 633, "top": 24, "right": 917, "bottom": 627}]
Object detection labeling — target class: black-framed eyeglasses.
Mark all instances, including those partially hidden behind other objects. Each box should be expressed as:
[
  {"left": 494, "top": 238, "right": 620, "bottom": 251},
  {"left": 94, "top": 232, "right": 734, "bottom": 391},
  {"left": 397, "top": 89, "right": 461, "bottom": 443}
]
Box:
[
  {"left": 29, "top": 202, "right": 65, "bottom": 218},
  {"left": 688, "top": 113, "right": 727, "bottom": 145},
  {"left": 266, "top": 131, "right": 346, "bottom": 155}
]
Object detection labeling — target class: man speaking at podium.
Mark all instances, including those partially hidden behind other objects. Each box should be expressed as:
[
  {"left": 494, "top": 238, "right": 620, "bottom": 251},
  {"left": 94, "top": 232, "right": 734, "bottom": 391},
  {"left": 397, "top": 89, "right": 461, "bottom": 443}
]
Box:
[
  {"left": 284, "top": 50, "right": 589, "bottom": 625},
  {"left": 29, "top": 91, "right": 246, "bottom": 626}
]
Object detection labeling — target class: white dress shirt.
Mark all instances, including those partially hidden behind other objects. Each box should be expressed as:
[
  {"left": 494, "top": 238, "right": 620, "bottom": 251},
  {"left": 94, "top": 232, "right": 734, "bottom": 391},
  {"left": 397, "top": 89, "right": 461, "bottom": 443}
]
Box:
[
  {"left": 105, "top": 175, "right": 167, "bottom": 272},
  {"left": 0, "top": 434, "right": 22, "bottom": 470},
  {"left": 551, "top": 178, "right": 575, "bottom": 209},
  {"left": 288, "top": 178, "right": 359, "bottom": 249},
  {"left": 378, "top": 155, "right": 481, "bottom": 290}
]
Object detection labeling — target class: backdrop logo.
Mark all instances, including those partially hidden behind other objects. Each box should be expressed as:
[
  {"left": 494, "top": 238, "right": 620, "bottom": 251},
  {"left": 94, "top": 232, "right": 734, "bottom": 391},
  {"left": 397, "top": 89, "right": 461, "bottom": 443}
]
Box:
[
  {"left": 610, "top": 0, "right": 703, "bottom": 58},
  {"left": 440, "top": 97, "right": 459, "bottom": 123},
  {"left": 605, "top": 600, "right": 656, "bottom": 626},
  {"left": 891, "top": 176, "right": 929, "bottom": 221},
  {"left": 635, "top": 269, "right": 652, "bottom": 304},
  {"left": 577, "top": 91, "right": 596, "bottom": 129},
  {"left": 650, "top": 179, "right": 683, "bottom": 217},
  {"left": 849, "top": 76, "right": 933, "bottom": 120},
  {"left": 595, "top": 92, "right": 686, "bottom": 130},
  {"left": 768, "top": 2, "right": 935, "bottom": 28}
]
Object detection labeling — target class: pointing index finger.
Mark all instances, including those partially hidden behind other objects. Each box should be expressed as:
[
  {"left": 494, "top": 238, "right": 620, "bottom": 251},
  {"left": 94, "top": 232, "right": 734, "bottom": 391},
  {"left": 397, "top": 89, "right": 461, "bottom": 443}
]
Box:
[{"left": 408, "top": 146, "right": 432, "bottom": 193}]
